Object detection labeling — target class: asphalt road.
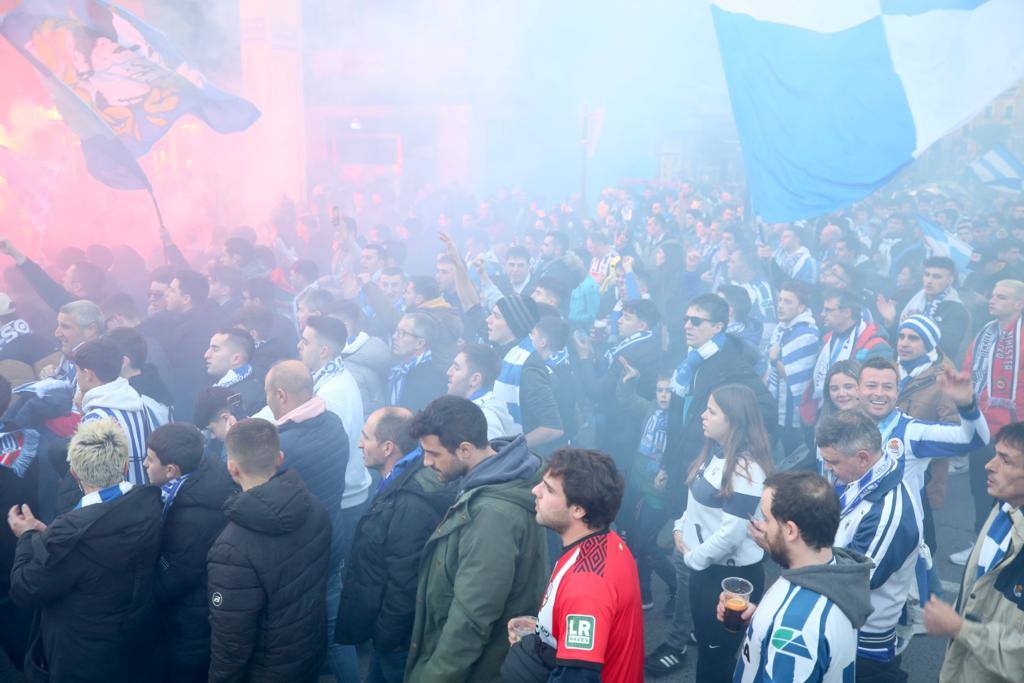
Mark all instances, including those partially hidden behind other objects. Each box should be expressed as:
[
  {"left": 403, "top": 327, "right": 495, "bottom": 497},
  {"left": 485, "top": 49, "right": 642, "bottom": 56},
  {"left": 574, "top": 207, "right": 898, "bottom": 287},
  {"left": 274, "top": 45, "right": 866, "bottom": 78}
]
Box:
[{"left": 641, "top": 466, "right": 979, "bottom": 682}]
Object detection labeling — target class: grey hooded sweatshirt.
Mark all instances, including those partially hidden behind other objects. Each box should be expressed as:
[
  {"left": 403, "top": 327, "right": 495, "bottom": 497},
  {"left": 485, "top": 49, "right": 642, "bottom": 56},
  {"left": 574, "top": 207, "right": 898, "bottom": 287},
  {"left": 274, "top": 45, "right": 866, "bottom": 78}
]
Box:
[{"left": 782, "top": 547, "right": 874, "bottom": 628}]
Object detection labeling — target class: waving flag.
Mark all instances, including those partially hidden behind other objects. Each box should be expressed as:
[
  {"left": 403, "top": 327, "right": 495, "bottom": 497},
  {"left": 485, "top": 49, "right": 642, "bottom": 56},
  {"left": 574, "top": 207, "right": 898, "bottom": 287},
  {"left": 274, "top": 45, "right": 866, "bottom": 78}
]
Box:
[
  {"left": 919, "top": 216, "right": 973, "bottom": 275},
  {"left": 970, "top": 145, "right": 1024, "bottom": 193},
  {"left": 711, "top": 0, "right": 1024, "bottom": 222},
  {"left": 0, "top": 0, "right": 260, "bottom": 190}
]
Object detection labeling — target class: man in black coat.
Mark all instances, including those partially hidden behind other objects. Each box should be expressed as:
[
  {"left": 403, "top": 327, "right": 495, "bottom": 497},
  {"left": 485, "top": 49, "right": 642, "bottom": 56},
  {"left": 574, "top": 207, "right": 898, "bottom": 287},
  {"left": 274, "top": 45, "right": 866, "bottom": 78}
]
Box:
[
  {"left": 661, "top": 293, "right": 775, "bottom": 509},
  {"left": 7, "top": 418, "right": 163, "bottom": 682},
  {"left": 204, "top": 327, "right": 266, "bottom": 416},
  {"left": 144, "top": 423, "right": 236, "bottom": 682},
  {"left": 336, "top": 407, "right": 455, "bottom": 682},
  {"left": 207, "top": 417, "right": 331, "bottom": 683},
  {"left": 387, "top": 311, "right": 449, "bottom": 412}
]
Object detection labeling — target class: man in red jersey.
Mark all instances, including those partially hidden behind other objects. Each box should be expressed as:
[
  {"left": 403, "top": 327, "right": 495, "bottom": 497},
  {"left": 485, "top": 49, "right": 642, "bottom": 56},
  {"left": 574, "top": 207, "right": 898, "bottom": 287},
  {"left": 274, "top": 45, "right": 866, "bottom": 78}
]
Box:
[{"left": 502, "top": 448, "right": 644, "bottom": 683}]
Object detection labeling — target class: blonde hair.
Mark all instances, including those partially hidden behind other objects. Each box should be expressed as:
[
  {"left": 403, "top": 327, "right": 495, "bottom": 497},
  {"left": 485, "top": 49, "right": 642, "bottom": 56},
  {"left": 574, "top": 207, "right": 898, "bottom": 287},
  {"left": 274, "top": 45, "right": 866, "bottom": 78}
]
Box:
[
  {"left": 995, "top": 279, "right": 1024, "bottom": 301},
  {"left": 67, "top": 418, "right": 128, "bottom": 488}
]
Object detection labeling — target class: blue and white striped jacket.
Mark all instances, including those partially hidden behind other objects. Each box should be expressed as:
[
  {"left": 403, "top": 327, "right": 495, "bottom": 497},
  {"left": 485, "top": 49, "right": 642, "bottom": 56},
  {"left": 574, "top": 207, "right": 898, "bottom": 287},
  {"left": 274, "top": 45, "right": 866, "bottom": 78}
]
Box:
[
  {"left": 834, "top": 462, "right": 920, "bottom": 662},
  {"left": 767, "top": 310, "right": 820, "bottom": 429},
  {"left": 80, "top": 377, "right": 165, "bottom": 486}
]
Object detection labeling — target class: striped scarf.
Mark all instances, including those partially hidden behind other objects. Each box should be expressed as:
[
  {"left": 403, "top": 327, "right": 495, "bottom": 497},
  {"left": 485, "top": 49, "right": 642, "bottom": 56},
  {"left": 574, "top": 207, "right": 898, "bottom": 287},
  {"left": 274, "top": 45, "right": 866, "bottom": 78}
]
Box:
[
  {"left": 901, "top": 285, "right": 961, "bottom": 321},
  {"left": 160, "top": 474, "right": 191, "bottom": 518},
  {"left": 493, "top": 338, "right": 534, "bottom": 429},
  {"left": 833, "top": 451, "right": 899, "bottom": 517},
  {"left": 215, "top": 364, "right": 253, "bottom": 388},
  {"left": 0, "top": 429, "right": 39, "bottom": 478},
  {"left": 603, "top": 330, "right": 653, "bottom": 369},
  {"left": 898, "top": 351, "right": 938, "bottom": 391},
  {"left": 76, "top": 481, "right": 133, "bottom": 509},
  {"left": 388, "top": 350, "right": 433, "bottom": 406},
  {"left": 670, "top": 332, "right": 725, "bottom": 398},
  {"left": 976, "top": 503, "right": 1016, "bottom": 579},
  {"left": 971, "top": 317, "right": 1022, "bottom": 414},
  {"left": 767, "top": 310, "right": 819, "bottom": 428}
]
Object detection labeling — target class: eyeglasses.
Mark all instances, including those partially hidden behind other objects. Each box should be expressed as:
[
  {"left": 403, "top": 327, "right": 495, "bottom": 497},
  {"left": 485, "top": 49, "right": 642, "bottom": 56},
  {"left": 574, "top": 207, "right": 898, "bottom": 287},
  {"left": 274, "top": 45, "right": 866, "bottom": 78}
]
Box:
[{"left": 684, "top": 315, "right": 713, "bottom": 327}]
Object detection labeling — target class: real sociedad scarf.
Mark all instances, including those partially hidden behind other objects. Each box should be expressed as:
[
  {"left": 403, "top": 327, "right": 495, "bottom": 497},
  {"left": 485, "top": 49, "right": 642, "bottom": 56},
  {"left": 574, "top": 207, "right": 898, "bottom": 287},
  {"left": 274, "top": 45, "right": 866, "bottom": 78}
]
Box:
[
  {"left": 812, "top": 320, "right": 867, "bottom": 400},
  {"left": 901, "top": 286, "right": 961, "bottom": 321},
  {"left": 0, "top": 428, "right": 39, "bottom": 478},
  {"left": 313, "top": 355, "right": 346, "bottom": 389},
  {"left": 604, "top": 330, "right": 652, "bottom": 369},
  {"left": 976, "top": 503, "right": 1016, "bottom": 579},
  {"left": 834, "top": 451, "right": 900, "bottom": 518},
  {"left": 494, "top": 338, "right": 534, "bottom": 428},
  {"left": 76, "top": 481, "right": 133, "bottom": 509},
  {"left": 972, "top": 317, "right": 1023, "bottom": 414},
  {"left": 215, "top": 364, "right": 252, "bottom": 389},
  {"left": 546, "top": 346, "right": 570, "bottom": 371},
  {"left": 670, "top": 332, "right": 724, "bottom": 398},
  {"left": 388, "top": 350, "right": 433, "bottom": 406},
  {"left": 160, "top": 474, "right": 191, "bottom": 518},
  {"left": 0, "top": 318, "right": 31, "bottom": 352}
]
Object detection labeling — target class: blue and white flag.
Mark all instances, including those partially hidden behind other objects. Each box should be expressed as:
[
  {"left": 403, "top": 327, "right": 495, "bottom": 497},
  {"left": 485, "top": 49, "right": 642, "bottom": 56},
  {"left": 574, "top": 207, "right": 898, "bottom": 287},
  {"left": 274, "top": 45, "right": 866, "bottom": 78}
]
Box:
[
  {"left": 711, "top": 1, "right": 1024, "bottom": 222},
  {"left": 920, "top": 217, "right": 973, "bottom": 275},
  {"left": 970, "top": 145, "right": 1024, "bottom": 192}
]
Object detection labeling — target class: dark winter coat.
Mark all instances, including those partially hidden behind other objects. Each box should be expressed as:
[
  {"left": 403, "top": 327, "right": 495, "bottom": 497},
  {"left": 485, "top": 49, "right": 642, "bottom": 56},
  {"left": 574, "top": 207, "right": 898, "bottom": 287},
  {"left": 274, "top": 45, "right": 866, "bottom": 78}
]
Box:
[
  {"left": 405, "top": 436, "right": 548, "bottom": 682},
  {"left": 392, "top": 357, "right": 448, "bottom": 412},
  {"left": 9, "top": 486, "right": 163, "bottom": 683},
  {"left": 207, "top": 468, "right": 331, "bottom": 683},
  {"left": 277, "top": 405, "right": 348, "bottom": 569},
  {"left": 155, "top": 458, "right": 237, "bottom": 675},
  {"left": 335, "top": 455, "right": 455, "bottom": 651}
]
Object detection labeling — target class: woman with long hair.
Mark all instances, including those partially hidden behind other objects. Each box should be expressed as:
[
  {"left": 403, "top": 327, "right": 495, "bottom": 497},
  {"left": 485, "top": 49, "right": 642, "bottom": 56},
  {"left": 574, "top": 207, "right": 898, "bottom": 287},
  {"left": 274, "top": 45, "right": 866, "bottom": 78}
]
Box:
[
  {"left": 822, "top": 360, "right": 861, "bottom": 418},
  {"left": 648, "top": 384, "right": 773, "bottom": 681}
]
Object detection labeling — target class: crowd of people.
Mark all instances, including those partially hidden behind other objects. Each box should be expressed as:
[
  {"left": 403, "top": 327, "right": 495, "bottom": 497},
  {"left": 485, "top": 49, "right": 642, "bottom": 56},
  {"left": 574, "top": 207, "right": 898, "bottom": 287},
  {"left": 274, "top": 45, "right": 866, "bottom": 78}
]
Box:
[{"left": 0, "top": 180, "right": 1022, "bottom": 683}]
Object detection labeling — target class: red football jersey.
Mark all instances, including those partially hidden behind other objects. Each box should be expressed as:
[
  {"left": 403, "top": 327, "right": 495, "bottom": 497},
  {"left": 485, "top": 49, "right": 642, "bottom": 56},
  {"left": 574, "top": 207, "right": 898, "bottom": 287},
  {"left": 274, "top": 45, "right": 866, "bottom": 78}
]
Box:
[{"left": 537, "top": 530, "right": 644, "bottom": 682}]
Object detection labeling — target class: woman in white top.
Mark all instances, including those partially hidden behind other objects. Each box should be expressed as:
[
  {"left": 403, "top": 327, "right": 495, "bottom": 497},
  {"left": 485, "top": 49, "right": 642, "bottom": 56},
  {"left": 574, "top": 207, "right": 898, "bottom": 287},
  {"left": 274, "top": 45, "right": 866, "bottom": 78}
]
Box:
[{"left": 676, "top": 383, "right": 773, "bottom": 683}]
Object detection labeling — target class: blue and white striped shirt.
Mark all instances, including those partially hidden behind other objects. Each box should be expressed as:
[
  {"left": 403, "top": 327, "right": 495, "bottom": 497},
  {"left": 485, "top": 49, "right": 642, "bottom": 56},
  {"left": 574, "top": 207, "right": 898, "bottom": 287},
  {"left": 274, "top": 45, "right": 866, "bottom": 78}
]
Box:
[
  {"left": 735, "top": 576, "right": 857, "bottom": 683},
  {"left": 767, "top": 310, "right": 820, "bottom": 429},
  {"left": 833, "top": 464, "right": 920, "bottom": 662}
]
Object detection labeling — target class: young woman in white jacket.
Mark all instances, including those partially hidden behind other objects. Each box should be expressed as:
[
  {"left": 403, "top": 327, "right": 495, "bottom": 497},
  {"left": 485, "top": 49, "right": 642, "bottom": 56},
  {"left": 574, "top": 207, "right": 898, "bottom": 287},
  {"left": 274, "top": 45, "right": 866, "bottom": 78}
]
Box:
[{"left": 675, "top": 383, "right": 773, "bottom": 683}]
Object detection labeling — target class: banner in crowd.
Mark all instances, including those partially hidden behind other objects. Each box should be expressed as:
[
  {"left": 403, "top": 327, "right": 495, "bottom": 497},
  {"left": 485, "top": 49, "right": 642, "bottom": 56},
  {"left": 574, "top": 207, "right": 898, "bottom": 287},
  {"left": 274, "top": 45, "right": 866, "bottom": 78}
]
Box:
[
  {"left": 711, "top": 0, "right": 1024, "bottom": 222},
  {"left": 0, "top": 0, "right": 260, "bottom": 190}
]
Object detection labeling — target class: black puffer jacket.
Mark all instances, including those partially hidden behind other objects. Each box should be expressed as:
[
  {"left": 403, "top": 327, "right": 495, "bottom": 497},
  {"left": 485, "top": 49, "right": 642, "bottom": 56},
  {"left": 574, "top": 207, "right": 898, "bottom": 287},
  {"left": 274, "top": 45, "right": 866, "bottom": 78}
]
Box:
[
  {"left": 155, "top": 458, "right": 237, "bottom": 675},
  {"left": 9, "top": 485, "right": 163, "bottom": 683},
  {"left": 207, "top": 468, "right": 331, "bottom": 683},
  {"left": 336, "top": 455, "right": 455, "bottom": 651},
  {"left": 277, "top": 405, "right": 348, "bottom": 569}
]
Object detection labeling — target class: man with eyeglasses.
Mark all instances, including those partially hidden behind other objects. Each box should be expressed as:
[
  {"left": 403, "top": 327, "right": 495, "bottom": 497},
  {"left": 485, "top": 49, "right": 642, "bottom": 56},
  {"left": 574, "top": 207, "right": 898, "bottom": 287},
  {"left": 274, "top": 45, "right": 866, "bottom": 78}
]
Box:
[{"left": 388, "top": 311, "right": 447, "bottom": 412}]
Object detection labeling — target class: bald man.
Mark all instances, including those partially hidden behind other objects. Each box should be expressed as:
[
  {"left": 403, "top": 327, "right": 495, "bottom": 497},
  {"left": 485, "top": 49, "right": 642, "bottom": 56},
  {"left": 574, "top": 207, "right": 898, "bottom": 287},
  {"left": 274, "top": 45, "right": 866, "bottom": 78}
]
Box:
[{"left": 265, "top": 360, "right": 354, "bottom": 678}]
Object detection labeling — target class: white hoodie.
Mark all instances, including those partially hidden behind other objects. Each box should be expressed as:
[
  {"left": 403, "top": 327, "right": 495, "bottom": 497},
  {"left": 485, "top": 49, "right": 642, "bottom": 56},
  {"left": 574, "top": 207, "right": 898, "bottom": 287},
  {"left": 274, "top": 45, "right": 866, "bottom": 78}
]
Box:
[{"left": 81, "top": 377, "right": 165, "bottom": 485}]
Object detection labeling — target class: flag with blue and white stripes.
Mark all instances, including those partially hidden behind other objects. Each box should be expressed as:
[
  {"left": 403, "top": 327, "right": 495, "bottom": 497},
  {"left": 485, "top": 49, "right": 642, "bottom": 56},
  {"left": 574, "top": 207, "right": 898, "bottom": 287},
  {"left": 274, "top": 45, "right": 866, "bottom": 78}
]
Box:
[
  {"left": 919, "top": 217, "right": 973, "bottom": 276},
  {"left": 970, "top": 145, "right": 1024, "bottom": 192},
  {"left": 711, "top": 1, "right": 1024, "bottom": 222}
]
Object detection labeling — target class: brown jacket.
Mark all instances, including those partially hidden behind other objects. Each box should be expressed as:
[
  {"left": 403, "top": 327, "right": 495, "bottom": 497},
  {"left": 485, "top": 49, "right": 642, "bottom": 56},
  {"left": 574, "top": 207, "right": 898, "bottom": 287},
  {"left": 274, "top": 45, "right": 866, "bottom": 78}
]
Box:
[{"left": 897, "top": 353, "right": 957, "bottom": 508}]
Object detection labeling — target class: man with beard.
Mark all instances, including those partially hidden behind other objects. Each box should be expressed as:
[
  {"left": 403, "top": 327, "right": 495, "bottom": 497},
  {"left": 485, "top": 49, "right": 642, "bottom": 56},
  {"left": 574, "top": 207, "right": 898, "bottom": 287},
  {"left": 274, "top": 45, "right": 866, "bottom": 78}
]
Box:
[{"left": 732, "top": 471, "right": 872, "bottom": 682}]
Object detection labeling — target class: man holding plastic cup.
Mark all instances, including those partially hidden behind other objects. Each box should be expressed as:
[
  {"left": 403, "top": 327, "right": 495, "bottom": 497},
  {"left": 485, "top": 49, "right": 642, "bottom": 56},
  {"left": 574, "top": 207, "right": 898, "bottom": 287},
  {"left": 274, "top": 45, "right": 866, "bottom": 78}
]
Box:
[
  {"left": 721, "top": 470, "right": 872, "bottom": 682},
  {"left": 502, "top": 448, "right": 644, "bottom": 682}
]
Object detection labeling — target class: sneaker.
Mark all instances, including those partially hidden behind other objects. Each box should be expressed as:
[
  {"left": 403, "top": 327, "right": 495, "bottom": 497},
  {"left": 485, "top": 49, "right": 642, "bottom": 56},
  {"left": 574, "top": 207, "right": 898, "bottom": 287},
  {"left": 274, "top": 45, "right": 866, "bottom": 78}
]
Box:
[
  {"left": 644, "top": 643, "right": 687, "bottom": 676},
  {"left": 949, "top": 545, "right": 973, "bottom": 566}
]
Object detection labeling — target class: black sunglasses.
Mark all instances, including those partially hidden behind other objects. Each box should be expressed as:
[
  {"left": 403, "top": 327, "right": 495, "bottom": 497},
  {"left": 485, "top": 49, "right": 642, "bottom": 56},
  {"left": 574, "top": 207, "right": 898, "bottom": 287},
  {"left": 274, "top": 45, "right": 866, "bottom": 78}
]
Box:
[{"left": 685, "top": 315, "right": 713, "bottom": 327}]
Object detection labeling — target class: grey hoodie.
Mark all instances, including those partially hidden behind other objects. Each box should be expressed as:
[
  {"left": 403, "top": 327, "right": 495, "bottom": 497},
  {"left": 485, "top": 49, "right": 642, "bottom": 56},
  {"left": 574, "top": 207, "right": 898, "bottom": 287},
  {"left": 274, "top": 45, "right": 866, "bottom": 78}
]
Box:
[
  {"left": 781, "top": 547, "right": 874, "bottom": 629},
  {"left": 460, "top": 434, "right": 542, "bottom": 494}
]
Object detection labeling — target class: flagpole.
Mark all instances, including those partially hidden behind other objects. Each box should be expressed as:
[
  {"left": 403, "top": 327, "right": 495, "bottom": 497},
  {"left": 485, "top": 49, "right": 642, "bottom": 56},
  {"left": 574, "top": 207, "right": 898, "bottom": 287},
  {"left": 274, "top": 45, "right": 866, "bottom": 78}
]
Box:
[{"left": 146, "top": 185, "right": 168, "bottom": 233}]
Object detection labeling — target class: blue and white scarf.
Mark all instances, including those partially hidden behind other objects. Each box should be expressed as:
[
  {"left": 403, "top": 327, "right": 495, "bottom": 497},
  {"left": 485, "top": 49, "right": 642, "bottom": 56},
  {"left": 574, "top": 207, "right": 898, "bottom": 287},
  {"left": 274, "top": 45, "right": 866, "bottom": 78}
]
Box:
[
  {"left": 604, "top": 330, "right": 653, "bottom": 369},
  {"left": 160, "top": 474, "right": 191, "bottom": 518},
  {"left": 493, "top": 338, "right": 534, "bottom": 428},
  {"left": 637, "top": 409, "right": 668, "bottom": 469},
  {"left": 976, "top": 503, "right": 1016, "bottom": 579},
  {"left": 388, "top": 350, "right": 433, "bottom": 406},
  {"left": 76, "top": 481, "right": 133, "bottom": 509},
  {"left": 313, "top": 354, "right": 346, "bottom": 389},
  {"left": 215, "top": 364, "right": 253, "bottom": 389},
  {"left": 901, "top": 286, "right": 962, "bottom": 321},
  {"left": 833, "top": 451, "right": 899, "bottom": 517},
  {"left": 898, "top": 352, "right": 938, "bottom": 391},
  {"left": 0, "top": 318, "right": 31, "bottom": 352},
  {"left": 670, "top": 332, "right": 725, "bottom": 398},
  {"left": 546, "top": 346, "right": 570, "bottom": 371}
]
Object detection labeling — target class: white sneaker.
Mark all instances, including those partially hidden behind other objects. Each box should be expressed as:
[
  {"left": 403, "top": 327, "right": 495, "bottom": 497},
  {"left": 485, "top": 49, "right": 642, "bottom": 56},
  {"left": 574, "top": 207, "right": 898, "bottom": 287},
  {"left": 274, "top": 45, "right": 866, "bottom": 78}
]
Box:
[{"left": 949, "top": 545, "right": 973, "bottom": 566}]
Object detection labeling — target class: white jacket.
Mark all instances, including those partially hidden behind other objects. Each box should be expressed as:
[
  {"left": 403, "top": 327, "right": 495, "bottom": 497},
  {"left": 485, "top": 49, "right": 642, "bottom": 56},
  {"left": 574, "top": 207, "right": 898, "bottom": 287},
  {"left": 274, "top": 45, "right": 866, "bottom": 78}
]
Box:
[
  {"left": 473, "top": 390, "right": 522, "bottom": 441},
  {"left": 315, "top": 368, "right": 371, "bottom": 509}
]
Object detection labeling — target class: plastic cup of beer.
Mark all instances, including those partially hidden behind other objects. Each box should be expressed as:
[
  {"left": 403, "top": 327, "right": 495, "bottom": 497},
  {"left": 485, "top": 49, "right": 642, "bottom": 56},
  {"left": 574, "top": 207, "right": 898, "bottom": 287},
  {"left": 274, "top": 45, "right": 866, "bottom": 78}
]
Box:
[
  {"left": 509, "top": 616, "right": 538, "bottom": 643},
  {"left": 721, "top": 577, "right": 754, "bottom": 634}
]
